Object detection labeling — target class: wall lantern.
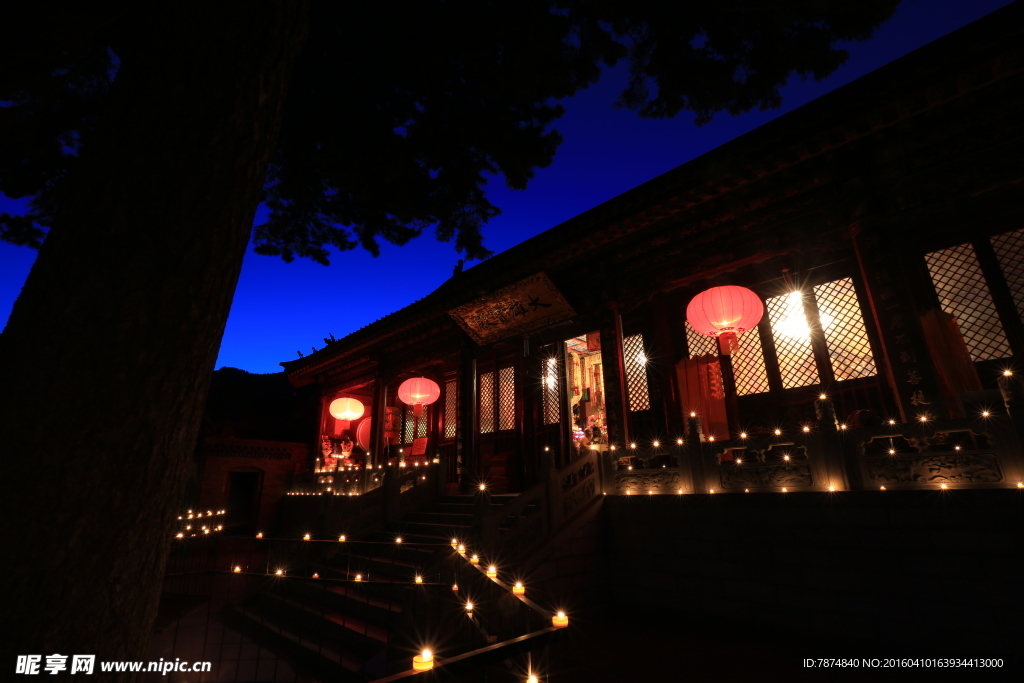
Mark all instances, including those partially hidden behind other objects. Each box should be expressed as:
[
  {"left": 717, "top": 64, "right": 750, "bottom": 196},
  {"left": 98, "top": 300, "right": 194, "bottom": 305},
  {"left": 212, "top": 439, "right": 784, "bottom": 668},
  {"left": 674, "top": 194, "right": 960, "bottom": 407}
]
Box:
[
  {"left": 686, "top": 285, "right": 764, "bottom": 355},
  {"left": 398, "top": 377, "right": 441, "bottom": 416},
  {"left": 329, "top": 397, "right": 365, "bottom": 421}
]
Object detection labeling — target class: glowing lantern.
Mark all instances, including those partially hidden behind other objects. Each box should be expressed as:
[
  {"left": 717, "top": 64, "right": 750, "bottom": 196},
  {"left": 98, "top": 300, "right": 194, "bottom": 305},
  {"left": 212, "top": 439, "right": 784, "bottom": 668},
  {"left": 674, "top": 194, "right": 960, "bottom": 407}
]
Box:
[
  {"left": 398, "top": 377, "right": 441, "bottom": 416},
  {"left": 329, "top": 397, "right": 364, "bottom": 421},
  {"left": 686, "top": 286, "right": 764, "bottom": 355}
]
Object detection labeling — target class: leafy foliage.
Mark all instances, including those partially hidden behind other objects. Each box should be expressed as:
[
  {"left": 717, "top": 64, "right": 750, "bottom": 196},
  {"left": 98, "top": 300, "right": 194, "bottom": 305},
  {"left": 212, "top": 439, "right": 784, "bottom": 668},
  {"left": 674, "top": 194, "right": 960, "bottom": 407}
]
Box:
[{"left": 1, "top": 0, "right": 899, "bottom": 262}]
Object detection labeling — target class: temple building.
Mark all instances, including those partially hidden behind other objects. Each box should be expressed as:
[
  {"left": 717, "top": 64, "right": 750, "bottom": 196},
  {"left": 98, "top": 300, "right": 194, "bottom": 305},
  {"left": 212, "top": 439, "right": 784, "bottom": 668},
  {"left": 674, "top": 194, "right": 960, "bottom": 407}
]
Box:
[
  {"left": 160, "top": 7, "right": 1024, "bottom": 679},
  {"left": 282, "top": 6, "right": 1024, "bottom": 500}
]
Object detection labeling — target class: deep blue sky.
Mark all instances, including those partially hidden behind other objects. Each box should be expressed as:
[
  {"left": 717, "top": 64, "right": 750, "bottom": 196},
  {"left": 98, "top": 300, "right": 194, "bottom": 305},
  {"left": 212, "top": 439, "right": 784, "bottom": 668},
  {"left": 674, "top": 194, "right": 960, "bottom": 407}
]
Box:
[{"left": 1, "top": 0, "right": 1013, "bottom": 374}]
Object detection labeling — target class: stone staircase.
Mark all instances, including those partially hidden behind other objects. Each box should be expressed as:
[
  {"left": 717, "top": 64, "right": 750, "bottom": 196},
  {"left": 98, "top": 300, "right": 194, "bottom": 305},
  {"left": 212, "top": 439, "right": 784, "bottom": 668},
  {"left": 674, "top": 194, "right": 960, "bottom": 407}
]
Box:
[{"left": 225, "top": 493, "right": 529, "bottom": 680}]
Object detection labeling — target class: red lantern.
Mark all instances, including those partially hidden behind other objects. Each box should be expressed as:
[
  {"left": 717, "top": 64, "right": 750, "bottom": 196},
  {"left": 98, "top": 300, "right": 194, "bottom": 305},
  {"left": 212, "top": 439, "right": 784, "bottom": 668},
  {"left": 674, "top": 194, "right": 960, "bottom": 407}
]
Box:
[
  {"left": 398, "top": 377, "right": 441, "bottom": 416},
  {"left": 329, "top": 397, "right": 365, "bottom": 421},
  {"left": 686, "top": 286, "right": 763, "bottom": 355}
]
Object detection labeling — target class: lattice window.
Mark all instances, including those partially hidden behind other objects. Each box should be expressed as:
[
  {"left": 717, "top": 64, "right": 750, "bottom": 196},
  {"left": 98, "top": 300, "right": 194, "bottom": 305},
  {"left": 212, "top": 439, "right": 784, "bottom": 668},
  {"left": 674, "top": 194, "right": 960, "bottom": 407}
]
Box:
[
  {"left": 479, "top": 371, "right": 495, "bottom": 434},
  {"left": 622, "top": 333, "right": 651, "bottom": 411},
  {"left": 542, "top": 357, "right": 560, "bottom": 425},
  {"left": 925, "top": 244, "right": 1011, "bottom": 361},
  {"left": 416, "top": 405, "right": 429, "bottom": 438},
  {"left": 731, "top": 328, "right": 770, "bottom": 395},
  {"left": 992, "top": 228, "right": 1024, "bottom": 323},
  {"left": 443, "top": 379, "right": 457, "bottom": 440},
  {"left": 766, "top": 291, "right": 820, "bottom": 389},
  {"left": 685, "top": 321, "right": 717, "bottom": 357},
  {"left": 403, "top": 406, "right": 416, "bottom": 444},
  {"left": 498, "top": 367, "right": 515, "bottom": 431},
  {"left": 814, "top": 277, "right": 877, "bottom": 381}
]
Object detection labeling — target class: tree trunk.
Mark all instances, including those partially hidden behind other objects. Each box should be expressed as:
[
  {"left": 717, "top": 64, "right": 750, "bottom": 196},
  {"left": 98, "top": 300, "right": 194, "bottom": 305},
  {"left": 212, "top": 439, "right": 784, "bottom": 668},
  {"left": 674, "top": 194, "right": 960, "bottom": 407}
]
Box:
[{"left": 0, "top": 3, "right": 307, "bottom": 676}]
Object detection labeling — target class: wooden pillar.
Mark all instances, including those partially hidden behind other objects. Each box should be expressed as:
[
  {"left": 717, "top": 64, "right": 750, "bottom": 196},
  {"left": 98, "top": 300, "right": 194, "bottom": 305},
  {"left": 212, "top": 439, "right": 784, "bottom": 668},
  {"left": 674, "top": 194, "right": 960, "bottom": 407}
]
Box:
[
  {"left": 599, "top": 300, "right": 630, "bottom": 448},
  {"left": 457, "top": 345, "right": 478, "bottom": 491},
  {"left": 370, "top": 369, "right": 388, "bottom": 469}
]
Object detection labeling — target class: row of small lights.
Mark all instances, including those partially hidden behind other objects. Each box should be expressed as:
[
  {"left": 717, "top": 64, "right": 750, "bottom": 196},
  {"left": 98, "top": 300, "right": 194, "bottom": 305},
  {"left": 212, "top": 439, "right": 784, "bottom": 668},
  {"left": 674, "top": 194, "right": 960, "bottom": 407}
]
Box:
[
  {"left": 613, "top": 481, "right": 1024, "bottom": 495},
  {"left": 173, "top": 509, "right": 226, "bottom": 538}
]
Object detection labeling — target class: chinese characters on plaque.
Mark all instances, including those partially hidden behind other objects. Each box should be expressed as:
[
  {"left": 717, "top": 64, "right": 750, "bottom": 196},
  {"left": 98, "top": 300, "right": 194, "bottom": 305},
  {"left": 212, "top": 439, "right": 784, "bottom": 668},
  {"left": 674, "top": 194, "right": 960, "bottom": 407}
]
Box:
[{"left": 449, "top": 273, "right": 576, "bottom": 345}]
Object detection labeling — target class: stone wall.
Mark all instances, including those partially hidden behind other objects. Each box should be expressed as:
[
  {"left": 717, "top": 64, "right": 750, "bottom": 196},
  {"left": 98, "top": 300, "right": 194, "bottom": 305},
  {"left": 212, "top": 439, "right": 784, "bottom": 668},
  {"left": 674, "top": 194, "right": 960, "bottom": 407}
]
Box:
[{"left": 599, "top": 489, "right": 1023, "bottom": 652}]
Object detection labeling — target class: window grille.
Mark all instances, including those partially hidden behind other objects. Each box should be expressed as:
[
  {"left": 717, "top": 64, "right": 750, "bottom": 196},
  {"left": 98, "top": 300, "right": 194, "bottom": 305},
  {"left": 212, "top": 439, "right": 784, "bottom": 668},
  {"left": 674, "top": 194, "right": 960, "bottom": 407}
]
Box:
[
  {"left": 813, "top": 277, "right": 877, "bottom": 381},
  {"left": 622, "top": 333, "right": 651, "bottom": 411},
  {"left": 498, "top": 367, "right": 516, "bottom": 431},
  {"left": 686, "top": 320, "right": 767, "bottom": 395},
  {"left": 731, "top": 328, "right": 770, "bottom": 395},
  {"left": 479, "top": 371, "right": 495, "bottom": 434},
  {"left": 991, "top": 228, "right": 1024, "bottom": 322},
  {"left": 766, "top": 291, "right": 820, "bottom": 389},
  {"left": 443, "top": 379, "right": 457, "bottom": 439},
  {"left": 925, "top": 243, "right": 1011, "bottom": 361},
  {"left": 403, "top": 406, "right": 416, "bottom": 444},
  {"left": 416, "top": 405, "right": 429, "bottom": 438},
  {"left": 542, "top": 358, "right": 560, "bottom": 425},
  {"left": 685, "top": 321, "right": 717, "bottom": 357}
]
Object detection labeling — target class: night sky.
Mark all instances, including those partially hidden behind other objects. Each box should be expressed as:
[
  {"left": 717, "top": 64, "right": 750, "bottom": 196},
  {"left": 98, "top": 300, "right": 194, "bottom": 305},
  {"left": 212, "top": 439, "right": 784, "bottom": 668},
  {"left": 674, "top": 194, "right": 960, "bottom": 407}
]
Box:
[{"left": 0, "top": 0, "right": 1012, "bottom": 374}]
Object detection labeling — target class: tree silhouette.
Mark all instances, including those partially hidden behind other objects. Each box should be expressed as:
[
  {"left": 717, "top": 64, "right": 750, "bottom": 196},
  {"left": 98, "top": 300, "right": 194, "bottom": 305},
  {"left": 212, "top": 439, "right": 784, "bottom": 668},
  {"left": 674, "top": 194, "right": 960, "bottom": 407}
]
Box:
[{"left": 0, "top": 0, "right": 898, "bottom": 672}]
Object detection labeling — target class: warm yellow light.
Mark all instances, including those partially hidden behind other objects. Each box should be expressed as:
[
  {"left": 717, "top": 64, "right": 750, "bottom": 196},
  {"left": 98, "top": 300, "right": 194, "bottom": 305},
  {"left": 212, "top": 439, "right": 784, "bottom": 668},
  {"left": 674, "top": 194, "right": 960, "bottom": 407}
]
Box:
[
  {"left": 981, "top": 411, "right": 991, "bottom": 417},
  {"left": 740, "top": 432, "right": 747, "bottom": 438},
  {"left": 479, "top": 483, "right": 487, "bottom": 491},
  {"left": 652, "top": 441, "right": 660, "bottom": 447},
  {"left": 552, "top": 612, "right": 569, "bottom": 628},
  {"left": 470, "top": 554, "right": 479, "bottom": 564},
  {"left": 690, "top": 411, "right": 697, "bottom": 417},
  {"left": 828, "top": 486, "right": 836, "bottom": 492},
  {"left": 544, "top": 446, "right": 549, "bottom": 451},
  {"left": 677, "top": 438, "right": 683, "bottom": 445},
  {"left": 819, "top": 393, "right": 828, "bottom": 400},
  {"left": 774, "top": 429, "right": 781, "bottom": 436},
  {"left": 630, "top": 443, "right": 636, "bottom": 449},
  {"left": 708, "top": 436, "right": 715, "bottom": 442},
  {"left": 466, "top": 602, "right": 474, "bottom": 611},
  {"left": 452, "top": 583, "right": 459, "bottom": 591},
  {"left": 940, "top": 484, "right": 948, "bottom": 489},
  {"left": 1004, "top": 370, "right": 1014, "bottom": 376},
  {"left": 355, "top": 574, "right": 362, "bottom": 582},
  {"left": 880, "top": 486, "right": 886, "bottom": 490},
  {"left": 329, "top": 397, "right": 365, "bottom": 421},
  {"left": 889, "top": 449, "right": 896, "bottom": 454},
  {"left": 233, "top": 566, "right": 241, "bottom": 573},
  {"left": 413, "top": 650, "right": 434, "bottom": 671},
  {"left": 303, "top": 533, "right": 311, "bottom": 541},
  {"left": 918, "top": 415, "right": 928, "bottom": 422},
  {"left": 457, "top": 544, "right": 466, "bottom": 554},
  {"left": 339, "top": 535, "right": 346, "bottom": 542},
  {"left": 1017, "top": 482, "right": 1023, "bottom": 488},
  {"left": 415, "top": 576, "right": 423, "bottom": 584},
  {"left": 783, "top": 455, "right": 790, "bottom": 461},
  {"left": 709, "top": 489, "right": 715, "bottom": 494},
  {"left": 677, "top": 489, "right": 683, "bottom": 494},
  {"left": 888, "top": 419, "right": 896, "bottom": 425},
  {"left": 312, "top": 573, "right": 319, "bottom": 578},
  {"left": 610, "top": 445, "right": 616, "bottom": 451},
  {"left": 839, "top": 424, "right": 847, "bottom": 430},
  {"left": 275, "top": 569, "right": 283, "bottom": 576},
  {"left": 256, "top": 532, "right": 263, "bottom": 539},
  {"left": 395, "top": 537, "right": 403, "bottom": 544},
  {"left": 781, "top": 488, "right": 788, "bottom": 492},
  {"left": 451, "top": 538, "right": 458, "bottom": 547},
  {"left": 175, "top": 533, "right": 184, "bottom": 539},
  {"left": 744, "top": 489, "right": 749, "bottom": 493},
  {"left": 954, "top": 445, "right": 961, "bottom": 451},
  {"left": 486, "top": 565, "right": 497, "bottom": 577},
  {"left": 513, "top": 582, "right": 525, "bottom": 595},
  {"left": 528, "top": 675, "right": 539, "bottom": 683},
  {"left": 802, "top": 426, "right": 810, "bottom": 433}
]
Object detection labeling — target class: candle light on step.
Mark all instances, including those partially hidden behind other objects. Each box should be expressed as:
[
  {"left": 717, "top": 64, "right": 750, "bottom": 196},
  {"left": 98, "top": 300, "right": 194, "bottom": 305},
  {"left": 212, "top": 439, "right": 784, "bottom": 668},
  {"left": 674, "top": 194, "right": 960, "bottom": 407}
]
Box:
[
  {"left": 552, "top": 612, "right": 569, "bottom": 628},
  {"left": 412, "top": 650, "right": 433, "bottom": 671}
]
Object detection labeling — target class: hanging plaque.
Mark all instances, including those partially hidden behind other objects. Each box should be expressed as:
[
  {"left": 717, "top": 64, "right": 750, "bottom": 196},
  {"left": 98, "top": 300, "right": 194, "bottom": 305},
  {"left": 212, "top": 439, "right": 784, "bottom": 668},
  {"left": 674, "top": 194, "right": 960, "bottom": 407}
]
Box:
[{"left": 449, "top": 273, "right": 576, "bottom": 345}]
